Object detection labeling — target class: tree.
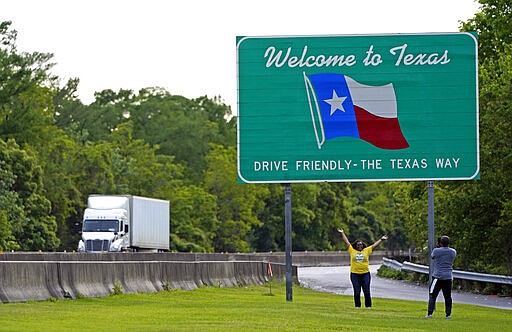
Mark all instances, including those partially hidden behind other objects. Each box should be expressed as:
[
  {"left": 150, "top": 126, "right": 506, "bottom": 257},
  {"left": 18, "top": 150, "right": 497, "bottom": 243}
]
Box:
[
  {"left": 0, "top": 21, "right": 57, "bottom": 145},
  {"left": 461, "top": 0, "right": 512, "bottom": 62},
  {"left": 290, "top": 183, "right": 348, "bottom": 251},
  {"left": 0, "top": 21, "right": 60, "bottom": 251},
  {"left": 169, "top": 184, "right": 218, "bottom": 252},
  {"left": 309, "top": 182, "right": 349, "bottom": 250},
  {"left": 0, "top": 160, "right": 19, "bottom": 251},
  {"left": 129, "top": 89, "right": 235, "bottom": 182},
  {"left": 204, "top": 144, "right": 269, "bottom": 252},
  {"left": 363, "top": 182, "right": 411, "bottom": 253},
  {"left": 252, "top": 184, "right": 285, "bottom": 252},
  {"left": 0, "top": 139, "right": 59, "bottom": 250},
  {"left": 37, "top": 130, "right": 84, "bottom": 250}
]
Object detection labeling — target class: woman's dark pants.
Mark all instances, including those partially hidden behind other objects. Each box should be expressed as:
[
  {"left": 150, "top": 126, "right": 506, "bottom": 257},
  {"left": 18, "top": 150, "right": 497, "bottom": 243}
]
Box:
[{"left": 350, "top": 272, "right": 372, "bottom": 307}]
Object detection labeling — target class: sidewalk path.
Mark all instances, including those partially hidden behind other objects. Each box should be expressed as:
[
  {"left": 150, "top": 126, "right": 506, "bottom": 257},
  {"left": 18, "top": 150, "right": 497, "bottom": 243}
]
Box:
[{"left": 298, "top": 265, "right": 512, "bottom": 310}]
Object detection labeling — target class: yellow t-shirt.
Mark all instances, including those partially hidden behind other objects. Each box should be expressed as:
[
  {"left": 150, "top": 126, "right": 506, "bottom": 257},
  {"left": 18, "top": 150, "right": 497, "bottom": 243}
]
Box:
[{"left": 348, "top": 245, "right": 373, "bottom": 274}]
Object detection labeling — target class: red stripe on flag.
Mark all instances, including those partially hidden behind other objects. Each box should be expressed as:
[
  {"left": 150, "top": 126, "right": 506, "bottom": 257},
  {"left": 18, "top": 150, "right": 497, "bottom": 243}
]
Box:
[{"left": 354, "top": 105, "right": 409, "bottom": 150}]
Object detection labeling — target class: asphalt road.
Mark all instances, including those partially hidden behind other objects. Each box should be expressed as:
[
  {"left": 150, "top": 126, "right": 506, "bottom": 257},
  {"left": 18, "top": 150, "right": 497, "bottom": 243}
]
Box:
[{"left": 298, "top": 265, "right": 512, "bottom": 310}]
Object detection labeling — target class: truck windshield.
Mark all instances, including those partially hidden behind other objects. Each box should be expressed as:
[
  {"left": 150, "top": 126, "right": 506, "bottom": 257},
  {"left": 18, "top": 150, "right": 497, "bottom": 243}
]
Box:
[{"left": 83, "top": 220, "right": 119, "bottom": 232}]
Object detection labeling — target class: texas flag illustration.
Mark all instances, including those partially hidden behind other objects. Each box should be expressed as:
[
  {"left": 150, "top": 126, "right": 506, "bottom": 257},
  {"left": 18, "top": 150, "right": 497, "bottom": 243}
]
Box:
[{"left": 304, "top": 72, "right": 409, "bottom": 150}]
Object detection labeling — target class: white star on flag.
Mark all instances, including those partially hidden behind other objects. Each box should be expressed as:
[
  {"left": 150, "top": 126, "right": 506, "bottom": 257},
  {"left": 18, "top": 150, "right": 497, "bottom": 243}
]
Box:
[{"left": 324, "top": 90, "right": 347, "bottom": 115}]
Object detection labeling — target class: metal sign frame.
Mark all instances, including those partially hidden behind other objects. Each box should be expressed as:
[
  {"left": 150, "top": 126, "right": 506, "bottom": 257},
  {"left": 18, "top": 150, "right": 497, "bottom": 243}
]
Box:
[{"left": 237, "top": 33, "right": 479, "bottom": 184}]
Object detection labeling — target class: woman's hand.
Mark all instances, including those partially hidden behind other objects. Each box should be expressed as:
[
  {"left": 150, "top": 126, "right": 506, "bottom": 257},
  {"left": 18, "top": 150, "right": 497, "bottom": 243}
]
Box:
[
  {"left": 337, "top": 228, "right": 344, "bottom": 233},
  {"left": 381, "top": 235, "right": 388, "bottom": 241}
]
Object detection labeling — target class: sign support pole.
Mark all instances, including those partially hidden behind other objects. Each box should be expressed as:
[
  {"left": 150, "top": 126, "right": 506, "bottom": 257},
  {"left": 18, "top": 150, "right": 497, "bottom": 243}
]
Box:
[
  {"left": 284, "top": 183, "right": 293, "bottom": 302},
  {"left": 427, "top": 180, "right": 435, "bottom": 285}
]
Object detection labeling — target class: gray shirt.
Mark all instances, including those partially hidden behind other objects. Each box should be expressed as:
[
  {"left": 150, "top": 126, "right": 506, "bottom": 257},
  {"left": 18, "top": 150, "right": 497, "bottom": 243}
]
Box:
[{"left": 431, "top": 246, "right": 457, "bottom": 280}]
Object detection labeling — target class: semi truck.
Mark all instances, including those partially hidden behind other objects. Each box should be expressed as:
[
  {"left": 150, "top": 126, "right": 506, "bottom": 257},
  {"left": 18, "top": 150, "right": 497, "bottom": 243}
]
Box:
[{"left": 77, "top": 195, "right": 170, "bottom": 252}]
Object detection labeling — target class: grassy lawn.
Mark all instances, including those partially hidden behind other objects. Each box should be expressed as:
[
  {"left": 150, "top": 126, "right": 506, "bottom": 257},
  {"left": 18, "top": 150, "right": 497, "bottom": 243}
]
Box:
[{"left": 0, "top": 283, "right": 509, "bottom": 331}]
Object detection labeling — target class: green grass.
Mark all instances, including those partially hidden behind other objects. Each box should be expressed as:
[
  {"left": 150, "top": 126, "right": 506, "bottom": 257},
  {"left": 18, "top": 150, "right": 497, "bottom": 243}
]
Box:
[{"left": 0, "top": 283, "right": 510, "bottom": 332}]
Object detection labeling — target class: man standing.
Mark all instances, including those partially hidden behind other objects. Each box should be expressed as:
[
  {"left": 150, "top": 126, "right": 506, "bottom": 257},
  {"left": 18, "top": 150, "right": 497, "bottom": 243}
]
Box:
[{"left": 425, "top": 235, "right": 457, "bottom": 319}]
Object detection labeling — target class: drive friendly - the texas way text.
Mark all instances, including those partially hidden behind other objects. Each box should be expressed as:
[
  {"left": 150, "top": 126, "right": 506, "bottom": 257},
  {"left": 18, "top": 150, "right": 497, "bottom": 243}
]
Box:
[{"left": 253, "top": 157, "right": 460, "bottom": 172}]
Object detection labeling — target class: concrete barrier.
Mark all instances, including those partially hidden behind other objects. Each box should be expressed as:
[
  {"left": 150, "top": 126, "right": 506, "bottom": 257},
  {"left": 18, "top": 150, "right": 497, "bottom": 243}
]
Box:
[
  {"left": 0, "top": 259, "right": 293, "bottom": 303},
  {"left": 0, "top": 251, "right": 387, "bottom": 303},
  {"left": 0, "top": 261, "right": 57, "bottom": 302}
]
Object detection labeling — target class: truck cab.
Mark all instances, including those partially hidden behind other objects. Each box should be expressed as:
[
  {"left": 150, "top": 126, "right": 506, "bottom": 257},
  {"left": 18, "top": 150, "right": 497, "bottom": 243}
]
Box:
[{"left": 77, "top": 208, "right": 129, "bottom": 252}]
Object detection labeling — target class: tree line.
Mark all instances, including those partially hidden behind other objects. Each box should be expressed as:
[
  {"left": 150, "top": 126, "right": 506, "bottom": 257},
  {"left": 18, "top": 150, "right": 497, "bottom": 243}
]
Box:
[{"left": 1, "top": 0, "right": 511, "bottom": 277}]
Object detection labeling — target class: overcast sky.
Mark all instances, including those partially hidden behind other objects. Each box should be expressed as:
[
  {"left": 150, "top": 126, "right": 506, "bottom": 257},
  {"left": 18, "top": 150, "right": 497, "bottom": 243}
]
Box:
[{"left": 2, "top": 0, "right": 480, "bottom": 112}]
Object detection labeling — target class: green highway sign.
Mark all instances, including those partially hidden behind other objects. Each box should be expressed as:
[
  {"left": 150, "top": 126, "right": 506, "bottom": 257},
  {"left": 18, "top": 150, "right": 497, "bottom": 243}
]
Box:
[{"left": 236, "top": 33, "right": 479, "bottom": 183}]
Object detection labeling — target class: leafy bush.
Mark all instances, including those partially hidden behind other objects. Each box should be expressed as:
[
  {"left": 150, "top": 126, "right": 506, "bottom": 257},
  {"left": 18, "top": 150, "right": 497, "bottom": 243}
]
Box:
[
  {"left": 376, "top": 265, "right": 408, "bottom": 280},
  {"left": 111, "top": 281, "right": 123, "bottom": 295}
]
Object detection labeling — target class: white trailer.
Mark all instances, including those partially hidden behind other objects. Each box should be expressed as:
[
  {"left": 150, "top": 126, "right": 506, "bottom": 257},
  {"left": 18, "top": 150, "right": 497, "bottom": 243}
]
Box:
[{"left": 77, "top": 195, "right": 170, "bottom": 252}]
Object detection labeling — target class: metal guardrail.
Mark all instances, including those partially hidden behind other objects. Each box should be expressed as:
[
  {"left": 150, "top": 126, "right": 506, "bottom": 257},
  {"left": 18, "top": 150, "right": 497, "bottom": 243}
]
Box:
[{"left": 382, "top": 257, "right": 512, "bottom": 285}]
